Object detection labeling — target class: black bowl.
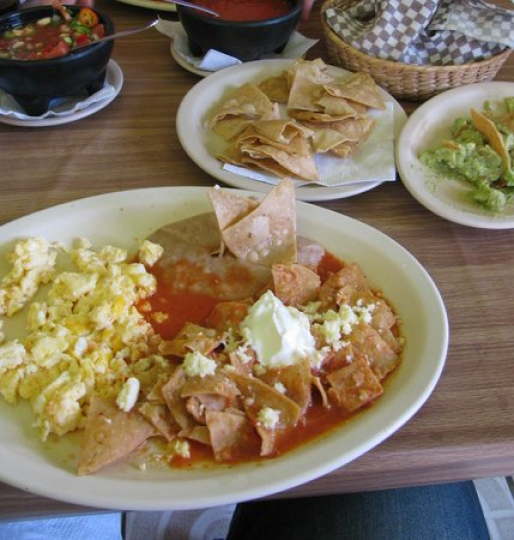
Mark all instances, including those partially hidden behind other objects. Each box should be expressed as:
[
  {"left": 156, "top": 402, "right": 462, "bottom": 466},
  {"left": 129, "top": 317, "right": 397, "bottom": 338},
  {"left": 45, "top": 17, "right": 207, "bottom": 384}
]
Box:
[
  {"left": 177, "top": 0, "right": 302, "bottom": 62},
  {"left": 0, "top": 5, "right": 114, "bottom": 116}
]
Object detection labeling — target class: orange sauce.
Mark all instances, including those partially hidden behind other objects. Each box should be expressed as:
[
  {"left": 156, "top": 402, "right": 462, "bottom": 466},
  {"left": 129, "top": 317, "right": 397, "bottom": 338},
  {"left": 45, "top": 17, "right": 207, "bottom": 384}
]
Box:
[{"left": 142, "top": 251, "right": 388, "bottom": 466}]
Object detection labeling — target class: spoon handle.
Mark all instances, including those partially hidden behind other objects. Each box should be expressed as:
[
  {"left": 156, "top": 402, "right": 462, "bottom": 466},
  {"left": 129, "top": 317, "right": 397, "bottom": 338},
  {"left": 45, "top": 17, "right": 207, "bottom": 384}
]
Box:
[{"left": 79, "top": 19, "right": 159, "bottom": 48}]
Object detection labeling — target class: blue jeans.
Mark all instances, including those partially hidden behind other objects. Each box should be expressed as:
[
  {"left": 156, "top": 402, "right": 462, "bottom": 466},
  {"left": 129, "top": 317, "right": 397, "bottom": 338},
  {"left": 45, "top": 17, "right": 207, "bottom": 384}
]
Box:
[{"left": 226, "top": 481, "right": 489, "bottom": 540}]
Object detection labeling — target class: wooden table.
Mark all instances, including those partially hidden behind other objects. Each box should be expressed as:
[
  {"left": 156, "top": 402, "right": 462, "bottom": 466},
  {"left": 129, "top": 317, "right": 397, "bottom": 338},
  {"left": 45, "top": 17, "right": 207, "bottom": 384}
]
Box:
[{"left": 0, "top": 0, "right": 513, "bottom": 520}]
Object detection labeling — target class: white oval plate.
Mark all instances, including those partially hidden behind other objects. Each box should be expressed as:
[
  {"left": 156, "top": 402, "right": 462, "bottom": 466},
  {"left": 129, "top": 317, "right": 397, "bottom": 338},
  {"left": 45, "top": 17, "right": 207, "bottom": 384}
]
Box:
[
  {"left": 396, "top": 82, "right": 514, "bottom": 229},
  {"left": 176, "top": 59, "right": 407, "bottom": 202},
  {"left": 0, "top": 187, "right": 448, "bottom": 511},
  {"left": 0, "top": 59, "right": 123, "bottom": 128}
]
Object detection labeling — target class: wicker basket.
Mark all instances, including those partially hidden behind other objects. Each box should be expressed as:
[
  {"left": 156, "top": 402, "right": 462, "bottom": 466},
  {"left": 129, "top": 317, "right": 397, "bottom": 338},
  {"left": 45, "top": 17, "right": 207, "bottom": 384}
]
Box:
[{"left": 321, "top": 0, "right": 512, "bottom": 101}]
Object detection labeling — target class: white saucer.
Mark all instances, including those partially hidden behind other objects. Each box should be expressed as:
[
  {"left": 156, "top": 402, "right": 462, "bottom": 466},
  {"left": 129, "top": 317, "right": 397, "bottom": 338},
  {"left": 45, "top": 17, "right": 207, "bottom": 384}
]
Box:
[
  {"left": 0, "top": 59, "right": 124, "bottom": 127},
  {"left": 170, "top": 42, "right": 211, "bottom": 78}
]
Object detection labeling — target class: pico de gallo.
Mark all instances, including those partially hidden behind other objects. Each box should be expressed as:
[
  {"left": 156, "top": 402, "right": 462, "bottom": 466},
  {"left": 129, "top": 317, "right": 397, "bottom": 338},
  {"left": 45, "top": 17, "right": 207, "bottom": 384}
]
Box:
[{"left": 0, "top": 5, "right": 104, "bottom": 60}]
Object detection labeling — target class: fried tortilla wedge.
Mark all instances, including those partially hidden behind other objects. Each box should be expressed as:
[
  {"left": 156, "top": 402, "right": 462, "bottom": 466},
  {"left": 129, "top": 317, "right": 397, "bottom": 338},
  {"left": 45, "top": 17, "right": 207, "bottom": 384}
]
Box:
[
  {"left": 324, "top": 72, "right": 386, "bottom": 110},
  {"left": 211, "top": 83, "right": 279, "bottom": 140},
  {"left": 306, "top": 115, "right": 376, "bottom": 155},
  {"left": 471, "top": 108, "right": 512, "bottom": 172},
  {"left": 211, "top": 83, "right": 275, "bottom": 126},
  {"left": 240, "top": 143, "right": 319, "bottom": 182},
  {"left": 78, "top": 394, "right": 154, "bottom": 475},
  {"left": 219, "top": 178, "right": 298, "bottom": 266},
  {"left": 258, "top": 73, "right": 290, "bottom": 103},
  {"left": 208, "top": 185, "right": 259, "bottom": 230},
  {"left": 235, "top": 119, "right": 314, "bottom": 155},
  {"left": 285, "top": 57, "right": 334, "bottom": 87}
]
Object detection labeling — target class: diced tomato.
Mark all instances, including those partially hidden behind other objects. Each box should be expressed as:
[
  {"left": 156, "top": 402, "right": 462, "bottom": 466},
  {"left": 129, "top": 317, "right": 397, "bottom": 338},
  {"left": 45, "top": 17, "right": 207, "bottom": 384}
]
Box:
[
  {"left": 77, "top": 7, "right": 99, "bottom": 28},
  {"left": 92, "top": 23, "right": 105, "bottom": 40},
  {"left": 75, "top": 34, "right": 90, "bottom": 46},
  {"left": 41, "top": 40, "right": 70, "bottom": 59}
]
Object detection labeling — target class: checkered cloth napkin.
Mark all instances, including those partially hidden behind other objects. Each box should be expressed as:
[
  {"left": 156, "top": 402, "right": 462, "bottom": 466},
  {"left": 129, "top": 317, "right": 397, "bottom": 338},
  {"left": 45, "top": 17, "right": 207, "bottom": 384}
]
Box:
[{"left": 325, "top": 0, "right": 513, "bottom": 65}]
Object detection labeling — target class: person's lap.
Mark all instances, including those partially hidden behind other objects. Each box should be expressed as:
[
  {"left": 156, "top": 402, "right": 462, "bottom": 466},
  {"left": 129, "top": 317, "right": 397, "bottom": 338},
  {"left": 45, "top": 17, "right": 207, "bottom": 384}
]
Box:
[{"left": 226, "top": 481, "right": 489, "bottom": 540}]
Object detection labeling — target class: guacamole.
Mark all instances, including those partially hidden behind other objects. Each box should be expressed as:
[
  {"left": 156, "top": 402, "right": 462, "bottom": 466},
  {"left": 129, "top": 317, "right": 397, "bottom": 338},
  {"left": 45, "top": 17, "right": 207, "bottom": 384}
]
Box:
[{"left": 419, "top": 97, "right": 514, "bottom": 212}]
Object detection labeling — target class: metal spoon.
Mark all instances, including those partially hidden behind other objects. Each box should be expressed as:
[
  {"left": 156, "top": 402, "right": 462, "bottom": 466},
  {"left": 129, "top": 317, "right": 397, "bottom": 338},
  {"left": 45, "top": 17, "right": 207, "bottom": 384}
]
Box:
[
  {"left": 161, "top": 0, "right": 220, "bottom": 17},
  {"left": 77, "top": 19, "right": 160, "bottom": 48}
]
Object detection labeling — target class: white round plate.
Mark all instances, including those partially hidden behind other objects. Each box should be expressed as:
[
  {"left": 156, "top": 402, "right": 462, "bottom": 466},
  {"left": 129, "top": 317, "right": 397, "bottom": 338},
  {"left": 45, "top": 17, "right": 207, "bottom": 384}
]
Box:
[
  {"left": 176, "top": 59, "right": 407, "bottom": 202},
  {"left": 0, "top": 59, "right": 123, "bottom": 128},
  {"left": 113, "top": 0, "right": 176, "bottom": 11},
  {"left": 0, "top": 187, "right": 448, "bottom": 511},
  {"left": 396, "top": 82, "right": 514, "bottom": 229}
]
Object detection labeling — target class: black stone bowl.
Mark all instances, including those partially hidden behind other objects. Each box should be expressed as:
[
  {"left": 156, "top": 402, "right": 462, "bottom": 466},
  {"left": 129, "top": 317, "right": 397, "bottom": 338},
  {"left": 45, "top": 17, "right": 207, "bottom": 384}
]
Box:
[
  {"left": 0, "top": 5, "right": 114, "bottom": 116},
  {"left": 177, "top": 0, "right": 302, "bottom": 62}
]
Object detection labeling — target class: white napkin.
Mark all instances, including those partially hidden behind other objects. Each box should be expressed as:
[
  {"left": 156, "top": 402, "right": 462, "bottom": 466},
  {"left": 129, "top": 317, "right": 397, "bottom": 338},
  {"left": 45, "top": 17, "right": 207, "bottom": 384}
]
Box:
[
  {"left": 156, "top": 18, "right": 318, "bottom": 73},
  {"left": 224, "top": 103, "right": 396, "bottom": 187},
  {"left": 0, "top": 82, "right": 116, "bottom": 120}
]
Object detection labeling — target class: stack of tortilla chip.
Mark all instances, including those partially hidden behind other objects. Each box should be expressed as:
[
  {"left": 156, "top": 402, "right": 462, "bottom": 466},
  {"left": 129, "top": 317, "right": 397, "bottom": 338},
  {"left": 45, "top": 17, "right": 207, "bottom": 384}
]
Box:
[{"left": 210, "top": 58, "right": 387, "bottom": 182}]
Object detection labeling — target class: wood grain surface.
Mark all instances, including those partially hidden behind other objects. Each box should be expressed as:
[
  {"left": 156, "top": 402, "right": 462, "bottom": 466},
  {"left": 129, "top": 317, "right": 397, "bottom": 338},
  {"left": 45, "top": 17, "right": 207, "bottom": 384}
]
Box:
[{"left": 0, "top": 0, "right": 513, "bottom": 519}]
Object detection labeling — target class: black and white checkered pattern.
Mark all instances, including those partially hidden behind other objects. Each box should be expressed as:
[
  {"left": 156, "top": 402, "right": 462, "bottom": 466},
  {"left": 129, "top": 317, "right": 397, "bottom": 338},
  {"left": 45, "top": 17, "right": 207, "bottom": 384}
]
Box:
[{"left": 325, "top": 0, "right": 512, "bottom": 66}]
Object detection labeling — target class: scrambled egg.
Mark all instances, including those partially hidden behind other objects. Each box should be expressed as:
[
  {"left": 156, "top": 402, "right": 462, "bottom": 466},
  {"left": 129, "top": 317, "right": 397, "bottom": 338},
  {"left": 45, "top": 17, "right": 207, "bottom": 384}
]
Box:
[{"left": 0, "top": 236, "right": 165, "bottom": 441}]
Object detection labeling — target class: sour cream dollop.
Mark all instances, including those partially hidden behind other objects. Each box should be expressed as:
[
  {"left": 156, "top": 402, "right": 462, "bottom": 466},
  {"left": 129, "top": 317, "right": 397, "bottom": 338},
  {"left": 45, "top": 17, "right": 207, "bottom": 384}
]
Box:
[{"left": 241, "top": 290, "right": 315, "bottom": 369}]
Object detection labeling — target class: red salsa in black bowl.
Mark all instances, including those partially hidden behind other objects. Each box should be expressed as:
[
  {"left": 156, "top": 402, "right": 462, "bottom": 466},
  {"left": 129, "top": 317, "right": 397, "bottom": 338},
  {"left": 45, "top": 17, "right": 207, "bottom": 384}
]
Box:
[
  {"left": 0, "top": 5, "right": 114, "bottom": 116},
  {"left": 177, "top": 0, "right": 302, "bottom": 62}
]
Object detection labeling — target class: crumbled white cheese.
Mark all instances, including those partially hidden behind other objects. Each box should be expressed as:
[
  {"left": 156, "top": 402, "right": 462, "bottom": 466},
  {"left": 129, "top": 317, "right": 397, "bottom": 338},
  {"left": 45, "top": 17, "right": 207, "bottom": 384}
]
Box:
[
  {"left": 257, "top": 407, "right": 280, "bottom": 429},
  {"left": 273, "top": 382, "right": 286, "bottom": 394},
  {"left": 170, "top": 439, "right": 191, "bottom": 459},
  {"left": 116, "top": 377, "right": 140, "bottom": 412},
  {"left": 182, "top": 351, "right": 217, "bottom": 378}
]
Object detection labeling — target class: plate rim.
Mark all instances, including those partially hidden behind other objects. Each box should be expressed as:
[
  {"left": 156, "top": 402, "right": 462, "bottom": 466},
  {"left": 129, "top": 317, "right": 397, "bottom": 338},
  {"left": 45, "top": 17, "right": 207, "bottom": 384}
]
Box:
[
  {"left": 176, "top": 59, "right": 406, "bottom": 202},
  {"left": 0, "top": 59, "right": 124, "bottom": 128},
  {"left": 396, "top": 81, "right": 514, "bottom": 230},
  {"left": 112, "top": 0, "right": 177, "bottom": 11},
  {"left": 0, "top": 186, "right": 448, "bottom": 510}
]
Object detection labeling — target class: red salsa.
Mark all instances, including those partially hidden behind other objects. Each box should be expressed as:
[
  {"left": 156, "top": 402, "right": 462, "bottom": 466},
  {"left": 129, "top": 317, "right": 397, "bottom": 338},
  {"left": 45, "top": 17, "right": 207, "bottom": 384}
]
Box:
[
  {"left": 0, "top": 7, "right": 104, "bottom": 60},
  {"left": 191, "top": 0, "right": 293, "bottom": 21}
]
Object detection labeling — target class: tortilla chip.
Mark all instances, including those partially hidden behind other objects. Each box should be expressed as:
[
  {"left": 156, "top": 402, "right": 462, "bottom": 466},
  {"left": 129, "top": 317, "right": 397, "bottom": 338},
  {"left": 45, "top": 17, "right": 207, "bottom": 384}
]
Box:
[
  {"left": 258, "top": 73, "right": 290, "bottom": 103},
  {"left": 208, "top": 185, "right": 259, "bottom": 230},
  {"left": 240, "top": 143, "right": 319, "bottom": 182},
  {"left": 262, "top": 357, "right": 312, "bottom": 414},
  {"left": 220, "top": 178, "right": 298, "bottom": 266},
  {"left": 326, "top": 356, "right": 383, "bottom": 412},
  {"left": 285, "top": 58, "right": 334, "bottom": 87},
  {"left": 308, "top": 116, "right": 376, "bottom": 155},
  {"left": 160, "top": 322, "right": 220, "bottom": 358},
  {"left": 228, "top": 370, "right": 302, "bottom": 427},
  {"left": 348, "top": 324, "right": 400, "bottom": 381},
  {"left": 471, "top": 108, "right": 511, "bottom": 171},
  {"left": 237, "top": 119, "right": 314, "bottom": 149},
  {"left": 206, "top": 410, "right": 261, "bottom": 461},
  {"left": 213, "top": 117, "right": 257, "bottom": 142},
  {"left": 161, "top": 367, "right": 196, "bottom": 430},
  {"left": 272, "top": 263, "right": 321, "bottom": 307},
  {"left": 186, "top": 394, "right": 227, "bottom": 423},
  {"left": 288, "top": 73, "right": 325, "bottom": 112},
  {"left": 138, "top": 402, "right": 179, "bottom": 441},
  {"left": 210, "top": 83, "right": 275, "bottom": 126},
  {"left": 179, "top": 425, "right": 211, "bottom": 446},
  {"left": 205, "top": 300, "right": 252, "bottom": 332},
  {"left": 315, "top": 95, "right": 360, "bottom": 117},
  {"left": 235, "top": 123, "right": 312, "bottom": 157},
  {"left": 324, "top": 72, "right": 386, "bottom": 110},
  {"left": 78, "top": 394, "right": 154, "bottom": 475},
  {"left": 181, "top": 372, "right": 240, "bottom": 400}
]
